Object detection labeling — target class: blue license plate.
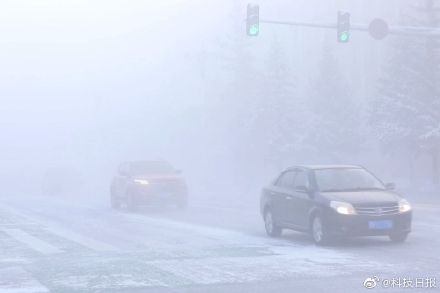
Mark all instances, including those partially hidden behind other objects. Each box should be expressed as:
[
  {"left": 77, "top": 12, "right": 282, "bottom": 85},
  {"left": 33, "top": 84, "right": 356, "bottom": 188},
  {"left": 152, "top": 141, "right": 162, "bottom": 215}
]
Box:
[{"left": 368, "top": 220, "right": 393, "bottom": 230}]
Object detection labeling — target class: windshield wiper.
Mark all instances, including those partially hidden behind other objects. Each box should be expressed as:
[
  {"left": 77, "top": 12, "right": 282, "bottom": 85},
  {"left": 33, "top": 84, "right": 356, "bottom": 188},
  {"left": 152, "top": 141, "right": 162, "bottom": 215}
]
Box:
[
  {"left": 320, "top": 189, "right": 347, "bottom": 192},
  {"left": 347, "top": 187, "right": 385, "bottom": 191},
  {"left": 320, "top": 187, "right": 385, "bottom": 192}
]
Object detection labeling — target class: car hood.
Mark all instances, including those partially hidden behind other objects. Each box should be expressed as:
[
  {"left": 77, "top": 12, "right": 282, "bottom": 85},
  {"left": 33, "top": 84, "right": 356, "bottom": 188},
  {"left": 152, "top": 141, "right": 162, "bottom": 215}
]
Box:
[{"left": 320, "top": 190, "right": 401, "bottom": 205}]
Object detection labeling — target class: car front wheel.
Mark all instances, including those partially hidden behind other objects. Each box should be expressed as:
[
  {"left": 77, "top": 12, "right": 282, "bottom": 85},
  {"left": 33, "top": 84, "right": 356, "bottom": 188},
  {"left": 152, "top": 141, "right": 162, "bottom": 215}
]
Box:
[
  {"left": 126, "top": 192, "right": 138, "bottom": 212},
  {"left": 311, "top": 215, "right": 331, "bottom": 245},
  {"left": 389, "top": 232, "right": 409, "bottom": 243},
  {"left": 264, "top": 210, "right": 282, "bottom": 237},
  {"left": 110, "top": 196, "right": 121, "bottom": 210}
]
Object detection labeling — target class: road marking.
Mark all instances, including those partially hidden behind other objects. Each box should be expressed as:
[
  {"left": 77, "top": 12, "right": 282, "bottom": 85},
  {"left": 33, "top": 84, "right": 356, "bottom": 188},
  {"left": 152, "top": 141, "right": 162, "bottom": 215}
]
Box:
[
  {"left": 0, "top": 203, "right": 117, "bottom": 252},
  {"left": 121, "top": 212, "right": 273, "bottom": 246},
  {"left": 0, "top": 258, "right": 31, "bottom": 265},
  {"left": 0, "top": 267, "right": 49, "bottom": 293},
  {"left": 190, "top": 203, "right": 260, "bottom": 217},
  {"left": 2, "top": 229, "right": 63, "bottom": 255},
  {"left": 43, "top": 225, "right": 117, "bottom": 252}
]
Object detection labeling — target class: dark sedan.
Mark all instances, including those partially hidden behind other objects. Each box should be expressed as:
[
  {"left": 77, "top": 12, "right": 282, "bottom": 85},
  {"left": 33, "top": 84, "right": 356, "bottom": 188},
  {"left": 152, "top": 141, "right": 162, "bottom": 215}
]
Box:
[{"left": 260, "top": 165, "right": 412, "bottom": 245}]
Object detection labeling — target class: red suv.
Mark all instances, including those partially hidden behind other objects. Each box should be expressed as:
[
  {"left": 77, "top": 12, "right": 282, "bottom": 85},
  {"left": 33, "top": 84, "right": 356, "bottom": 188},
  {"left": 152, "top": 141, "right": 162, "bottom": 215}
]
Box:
[{"left": 110, "top": 161, "right": 188, "bottom": 210}]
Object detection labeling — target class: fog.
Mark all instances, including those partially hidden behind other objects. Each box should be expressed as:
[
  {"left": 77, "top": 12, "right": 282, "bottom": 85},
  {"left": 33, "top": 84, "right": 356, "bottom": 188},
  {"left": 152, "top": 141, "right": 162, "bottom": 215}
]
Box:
[
  {"left": 1, "top": 0, "right": 436, "bottom": 197},
  {"left": 0, "top": 0, "right": 439, "bottom": 292}
]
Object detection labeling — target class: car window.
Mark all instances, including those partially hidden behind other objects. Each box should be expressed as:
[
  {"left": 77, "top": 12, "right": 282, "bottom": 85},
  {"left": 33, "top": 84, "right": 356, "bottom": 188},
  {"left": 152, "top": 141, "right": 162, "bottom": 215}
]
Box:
[
  {"left": 129, "top": 161, "right": 175, "bottom": 175},
  {"left": 276, "top": 171, "right": 295, "bottom": 188},
  {"left": 118, "top": 163, "right": 130, "bottom": 175},
  {"left": 293, "top": 170, "right": 309, "bottom": 189},
  {"left": 314, "top": 168, "right": 385, "bottom": 192}
]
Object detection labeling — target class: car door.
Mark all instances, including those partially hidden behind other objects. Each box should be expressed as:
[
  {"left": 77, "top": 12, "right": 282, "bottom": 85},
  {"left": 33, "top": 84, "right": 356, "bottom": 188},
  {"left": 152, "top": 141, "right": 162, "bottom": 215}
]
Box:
[
  {"left": 112, "top": 163, "right": 130, "bottom": 199},
  {"left": 285, "top": 169, "right": 314, "bottom": 229},
  {"left": 271, "top": 170, "right": 296, "bottom": 224}
]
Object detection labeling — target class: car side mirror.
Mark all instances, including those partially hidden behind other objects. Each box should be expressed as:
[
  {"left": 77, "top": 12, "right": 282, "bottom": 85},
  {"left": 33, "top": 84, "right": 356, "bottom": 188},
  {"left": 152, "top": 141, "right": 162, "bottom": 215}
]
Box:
[
  {"left": 385, "top": 182, "right": 395, "bottom": 190},
  {"left": 296, "top": 185, "right": 309, "bottom": 193},
  {"left": 296, "top": 185, "right": 314, "bottom": 198}
]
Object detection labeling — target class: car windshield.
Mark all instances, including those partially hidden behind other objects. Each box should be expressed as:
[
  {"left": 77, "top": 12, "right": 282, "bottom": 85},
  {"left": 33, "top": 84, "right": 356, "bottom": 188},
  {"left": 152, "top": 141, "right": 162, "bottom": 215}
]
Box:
[
  {"left": 129, "top": 162, "right": 174, "bottom": 176},
  {"left": 314, "top": 168, "right": 385, "bottom": 192}
]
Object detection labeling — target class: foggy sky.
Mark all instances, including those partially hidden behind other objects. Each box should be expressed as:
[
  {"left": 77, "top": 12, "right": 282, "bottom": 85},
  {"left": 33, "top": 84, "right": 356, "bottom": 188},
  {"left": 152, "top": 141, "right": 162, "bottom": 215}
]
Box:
[{"left": 0, "top": 0, "right": 421, "bottom": 196}]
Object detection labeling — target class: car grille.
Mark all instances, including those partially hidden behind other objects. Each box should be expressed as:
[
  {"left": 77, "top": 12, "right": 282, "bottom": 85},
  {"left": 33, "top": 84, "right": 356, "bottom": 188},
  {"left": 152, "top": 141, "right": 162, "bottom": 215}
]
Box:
[
  {"left": 354, "top": 204, "right": 400, "bottom": 216},
  {"left": 150, "top": 180, "right": 183, "bottom": 193}
]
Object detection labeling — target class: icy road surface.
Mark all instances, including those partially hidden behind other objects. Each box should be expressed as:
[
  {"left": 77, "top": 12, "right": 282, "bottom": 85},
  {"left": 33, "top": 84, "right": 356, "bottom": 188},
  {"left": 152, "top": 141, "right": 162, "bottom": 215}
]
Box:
[{"left": 0, "top": 195, "right": 439, "bottom": 293}]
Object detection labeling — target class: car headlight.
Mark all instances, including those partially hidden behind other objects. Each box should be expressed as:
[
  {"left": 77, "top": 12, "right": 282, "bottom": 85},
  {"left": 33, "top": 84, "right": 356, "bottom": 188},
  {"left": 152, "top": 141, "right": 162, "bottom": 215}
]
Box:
[
  {"left": 399, "top": 199, "right": 411, "bottom": 213},
  {"left": 330, "top": 201, "right": 357, "bottom": 215},
  {"left": 133, "top": 179, "right": 149, "bottom": 185}
]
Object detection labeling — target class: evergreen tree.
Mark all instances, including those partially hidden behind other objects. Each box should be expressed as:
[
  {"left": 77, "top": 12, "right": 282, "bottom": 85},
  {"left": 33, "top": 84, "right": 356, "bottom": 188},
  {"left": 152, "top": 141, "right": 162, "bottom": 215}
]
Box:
[
  {"left": 248, "top": 36, "right": 300, "bottom": 170},
  {"left": 371, "top": 0, "right": 440, "bottom": 184},
  {"left": 305, "top": 43, "right": 362, "bottom": 161},
  {"left": 200, "top": 2, "right": 260, "bottom": 145}
]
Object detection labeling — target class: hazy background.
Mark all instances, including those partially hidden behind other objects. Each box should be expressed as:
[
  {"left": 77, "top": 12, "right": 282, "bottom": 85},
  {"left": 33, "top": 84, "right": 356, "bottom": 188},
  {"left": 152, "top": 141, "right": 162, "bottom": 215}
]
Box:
[{"left": 1, "top": 0, "right": 438, "bottom": 203}]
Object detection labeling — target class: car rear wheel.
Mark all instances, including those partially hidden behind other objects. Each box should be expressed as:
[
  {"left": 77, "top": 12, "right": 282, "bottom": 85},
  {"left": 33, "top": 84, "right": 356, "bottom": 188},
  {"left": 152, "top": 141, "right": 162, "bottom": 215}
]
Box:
[
  {"left": 126, "top": 192, "right": 138, "bottom": 212},
  {"left": 311, "top": 215, "right": 331, "bottom": 245},
  {"left": 264, "top": 210, "right": 282, "bottom": 237},
  {"left": 389, "top": 232, "right": 409, "bottom": 243}
]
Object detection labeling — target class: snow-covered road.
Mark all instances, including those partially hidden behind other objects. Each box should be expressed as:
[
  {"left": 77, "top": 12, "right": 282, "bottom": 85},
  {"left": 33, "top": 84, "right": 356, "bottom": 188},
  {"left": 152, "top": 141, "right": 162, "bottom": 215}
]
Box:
[{"left": 0, "top": 195, "right": 438, "bottom": 292}]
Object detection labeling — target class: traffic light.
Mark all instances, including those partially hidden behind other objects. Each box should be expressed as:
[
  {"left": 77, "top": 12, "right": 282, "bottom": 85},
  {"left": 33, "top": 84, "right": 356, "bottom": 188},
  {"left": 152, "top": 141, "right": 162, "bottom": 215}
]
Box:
[
  {"left": 246, "top": 4, "right": 259, "bottom": 36},
  {"left": 337, "top": 12, "right": 350, "bottom": 43}
]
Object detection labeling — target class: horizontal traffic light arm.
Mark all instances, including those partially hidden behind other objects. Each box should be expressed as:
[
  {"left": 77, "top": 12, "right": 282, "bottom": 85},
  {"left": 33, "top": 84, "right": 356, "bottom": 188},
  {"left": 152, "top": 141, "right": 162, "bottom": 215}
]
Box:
[{"left": 258, "top": 18, "right": 440, "bottom": 37}]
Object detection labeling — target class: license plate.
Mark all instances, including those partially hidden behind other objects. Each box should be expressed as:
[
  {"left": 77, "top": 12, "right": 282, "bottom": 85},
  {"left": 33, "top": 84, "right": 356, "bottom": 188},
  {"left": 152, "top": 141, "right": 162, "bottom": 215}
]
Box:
[{"left": 368, "top": 220, "right": 393, "bottom": 230}]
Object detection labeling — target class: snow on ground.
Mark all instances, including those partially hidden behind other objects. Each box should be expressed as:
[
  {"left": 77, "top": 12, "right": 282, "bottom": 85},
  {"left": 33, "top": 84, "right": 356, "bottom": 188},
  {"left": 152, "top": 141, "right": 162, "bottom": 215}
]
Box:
[
  {"left": 0, "top": 197, "right": 434, "bottom": 291},
  {"left": 0, "top": 267, "right": 48, "bottom": 293}
]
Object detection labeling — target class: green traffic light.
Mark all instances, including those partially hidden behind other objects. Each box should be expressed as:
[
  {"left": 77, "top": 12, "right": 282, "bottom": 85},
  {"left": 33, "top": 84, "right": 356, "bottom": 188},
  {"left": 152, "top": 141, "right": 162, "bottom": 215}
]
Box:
[
  {"left": 249, "top": 24, "right": 259, "bottom": 36},
  {"left": 339, "top": 32, "right": 349, "bottom": 42}
]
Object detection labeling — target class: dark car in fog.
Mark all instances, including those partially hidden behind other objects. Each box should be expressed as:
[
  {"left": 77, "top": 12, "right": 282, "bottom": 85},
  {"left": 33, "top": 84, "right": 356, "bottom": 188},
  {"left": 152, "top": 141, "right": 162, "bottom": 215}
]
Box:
[
  {"left": 260, "top": 165, "right": 412, "bottom": 245},
  {"left": 110, "top": 161, "right": 188, "bottom": 210}
]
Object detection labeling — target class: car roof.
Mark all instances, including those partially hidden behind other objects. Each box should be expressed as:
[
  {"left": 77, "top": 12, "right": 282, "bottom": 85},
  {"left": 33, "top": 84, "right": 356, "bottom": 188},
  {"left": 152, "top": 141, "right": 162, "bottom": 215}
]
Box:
[
  {"left": 122, "top": 160, "right": 171, "bottom": 166},
  {"left": 286, "top": 164, "right": 363, "bottom": 171}
]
